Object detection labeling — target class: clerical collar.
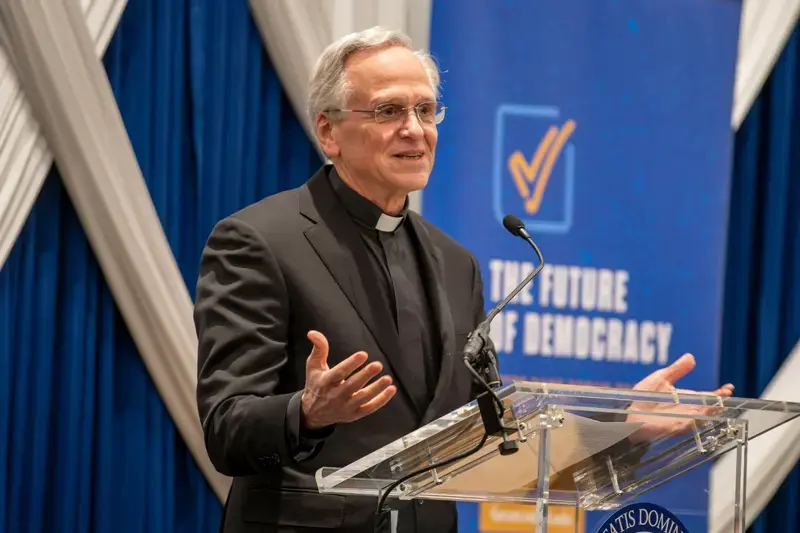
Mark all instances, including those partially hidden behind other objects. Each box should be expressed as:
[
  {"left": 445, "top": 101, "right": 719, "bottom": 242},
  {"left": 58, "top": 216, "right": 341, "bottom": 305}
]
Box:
[{"left": 328, "top": 166, "right": 408, "bottom": 233}]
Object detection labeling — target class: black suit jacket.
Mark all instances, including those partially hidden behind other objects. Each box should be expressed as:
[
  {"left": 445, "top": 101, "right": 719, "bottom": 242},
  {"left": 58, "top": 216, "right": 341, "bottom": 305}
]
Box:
[{"left": 195, "top": 166, "right": 486, "bottom": 532}]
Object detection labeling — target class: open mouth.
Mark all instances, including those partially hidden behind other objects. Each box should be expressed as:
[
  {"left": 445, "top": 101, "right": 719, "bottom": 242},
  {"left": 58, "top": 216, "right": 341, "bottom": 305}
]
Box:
[{"left": 394, "top": 153, "right": 423, "bottom": 160}]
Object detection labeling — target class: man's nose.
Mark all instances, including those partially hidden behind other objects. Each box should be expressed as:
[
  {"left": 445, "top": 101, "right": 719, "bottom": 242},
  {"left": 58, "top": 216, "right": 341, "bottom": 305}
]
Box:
[{"left": 399, "top": 109, "right": 425, "bottom": 137}]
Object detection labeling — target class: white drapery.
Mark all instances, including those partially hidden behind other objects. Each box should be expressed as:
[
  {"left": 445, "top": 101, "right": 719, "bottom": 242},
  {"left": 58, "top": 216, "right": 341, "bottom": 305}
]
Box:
[
  {"left": 0, "top": 0, "right": 230, "bottom": 501},
  {"left": 0, "top": 0, "right": 125, "bottom": 268},
  {"left": 709, "top": 340, "right": 800, "bottom": 532},
  {"left": 732, "top": 0, "right": 800, "bottom": 129}
]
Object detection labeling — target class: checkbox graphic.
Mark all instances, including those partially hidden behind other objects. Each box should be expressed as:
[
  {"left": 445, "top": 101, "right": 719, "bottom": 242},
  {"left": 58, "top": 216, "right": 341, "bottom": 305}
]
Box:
[{"left": 493, "top": 105, "right": 576, "bottom": 234}]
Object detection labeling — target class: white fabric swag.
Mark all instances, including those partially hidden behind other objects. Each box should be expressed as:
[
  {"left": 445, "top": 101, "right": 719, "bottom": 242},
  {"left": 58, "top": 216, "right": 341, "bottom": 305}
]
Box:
[{"left": 0, "top": 0, "right": 126, "bottom": 268}]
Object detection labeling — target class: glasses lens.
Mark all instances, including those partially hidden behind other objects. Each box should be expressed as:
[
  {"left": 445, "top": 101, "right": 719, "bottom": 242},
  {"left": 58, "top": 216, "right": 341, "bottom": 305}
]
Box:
[
  {"left": 374, "top": 104, "right": 403, "bottom": 123},
  {"left": 433, "top": 104, "right": 446, "bottom": 125},
  {"left": 416, "top": 103, "right": 437, "bottom": 124},
  {"left": 373, "top": 103, "right": 446, "bottom": 125}
]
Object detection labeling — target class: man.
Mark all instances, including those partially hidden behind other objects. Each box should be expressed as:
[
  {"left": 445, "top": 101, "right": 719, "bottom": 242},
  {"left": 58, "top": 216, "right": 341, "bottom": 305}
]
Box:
[{"left": 194, "top": 27, "right": 733, "bottom": 533}]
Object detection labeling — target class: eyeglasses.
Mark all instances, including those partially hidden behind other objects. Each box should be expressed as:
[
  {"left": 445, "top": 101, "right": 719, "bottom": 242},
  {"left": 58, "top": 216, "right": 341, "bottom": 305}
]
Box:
[{"left": 327, "top": 101, "right": 447, "bottom": 125}]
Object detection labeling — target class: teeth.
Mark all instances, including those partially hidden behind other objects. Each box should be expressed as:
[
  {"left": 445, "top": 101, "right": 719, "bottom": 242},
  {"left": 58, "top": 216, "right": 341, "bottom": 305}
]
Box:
[{"left": 397, "top": 154, "right": 422, "bottom": 159}]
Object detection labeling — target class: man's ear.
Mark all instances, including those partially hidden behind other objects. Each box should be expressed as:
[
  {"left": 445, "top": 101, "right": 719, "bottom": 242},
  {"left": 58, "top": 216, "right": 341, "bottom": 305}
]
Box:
[{"left": 315, "top": 113, "right": 340, "bottom": 158}]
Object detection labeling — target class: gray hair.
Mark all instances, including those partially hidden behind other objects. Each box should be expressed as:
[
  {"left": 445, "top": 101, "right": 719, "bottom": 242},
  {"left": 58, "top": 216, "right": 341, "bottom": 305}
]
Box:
[{"left": 307, "top": 26, "right": 440, "bottom": 131}]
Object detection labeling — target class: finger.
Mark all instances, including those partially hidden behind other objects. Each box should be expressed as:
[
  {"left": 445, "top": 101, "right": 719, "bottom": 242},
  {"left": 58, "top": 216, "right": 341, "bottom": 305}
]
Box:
[
  {"left": 340, "top": 361, "right": 384, "bottom": 394},
  {"left": 354, "top": 385, "right": 397, "bottom": 419},
  {"left": 306, "top": 331, "right": 329, "bottom": 371},
  {"left": 675, "top": 386, "right": 734, "bottom": 397},
  {"left": 661, "top": 353, "right": 696, "bottom": 384},
  {"left": 322, "top": 351, "right": 369, "bottom": 386},
  {"left": 348, "top": 375, "right": 393, "bottom": 405},
  {"left": 680, "top": 384, "right": 735, "bottom": 395},
  {"left": 714, "top": 384, "right": 735, "bottom": 397}
]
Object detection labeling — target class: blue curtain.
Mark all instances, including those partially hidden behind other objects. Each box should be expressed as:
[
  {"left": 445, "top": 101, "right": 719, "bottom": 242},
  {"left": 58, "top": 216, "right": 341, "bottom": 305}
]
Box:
[
  {"left": 721, "top": 24, "right": 800, "bottom": 533},
  {"left": 0, "top": 1, "right": 320, "bottom": 531}
]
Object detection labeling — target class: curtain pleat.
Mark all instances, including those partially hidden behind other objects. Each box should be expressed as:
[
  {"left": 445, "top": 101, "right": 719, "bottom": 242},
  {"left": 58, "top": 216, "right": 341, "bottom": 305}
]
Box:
[{"left": 0, "top": 0, "right": 320, "bottom": 531}]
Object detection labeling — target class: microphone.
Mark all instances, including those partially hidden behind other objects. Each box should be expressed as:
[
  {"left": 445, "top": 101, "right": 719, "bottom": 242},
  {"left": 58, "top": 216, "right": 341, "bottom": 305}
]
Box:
[{"left": 503, "top": 213, "right": 535, "bottom": 242}]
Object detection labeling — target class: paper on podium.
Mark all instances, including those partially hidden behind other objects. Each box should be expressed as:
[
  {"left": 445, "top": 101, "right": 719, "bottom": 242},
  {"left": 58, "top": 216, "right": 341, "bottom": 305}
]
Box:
[{"left": 428, "top": 413, "right": 644, "bottom": 495}]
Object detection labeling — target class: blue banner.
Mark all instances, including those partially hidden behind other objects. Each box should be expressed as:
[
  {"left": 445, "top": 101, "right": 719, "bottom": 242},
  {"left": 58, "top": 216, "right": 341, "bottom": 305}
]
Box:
[{"left": 426, "top": 1, "right": 741, "bottom": 531}]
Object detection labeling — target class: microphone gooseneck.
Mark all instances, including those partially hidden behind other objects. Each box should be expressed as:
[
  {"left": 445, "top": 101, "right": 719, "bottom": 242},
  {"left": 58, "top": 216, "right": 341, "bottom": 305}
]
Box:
[
  {"left": 463, "top": 214, "right": 545, "bottom": 367},
  {"left": 462, "top": 214, "right": 545, "bottom": 456}
]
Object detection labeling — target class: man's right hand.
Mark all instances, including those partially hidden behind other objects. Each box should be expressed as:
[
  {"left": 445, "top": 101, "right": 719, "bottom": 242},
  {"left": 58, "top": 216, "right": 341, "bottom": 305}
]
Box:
[{"left": 301, "top": 330, "right": 397, "bottom": 430}]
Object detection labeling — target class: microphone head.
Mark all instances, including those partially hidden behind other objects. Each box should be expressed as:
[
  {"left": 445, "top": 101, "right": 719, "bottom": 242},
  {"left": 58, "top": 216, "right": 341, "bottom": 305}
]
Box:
[{"left": 502, "top": 214, "right": 526, "bottom": 237}]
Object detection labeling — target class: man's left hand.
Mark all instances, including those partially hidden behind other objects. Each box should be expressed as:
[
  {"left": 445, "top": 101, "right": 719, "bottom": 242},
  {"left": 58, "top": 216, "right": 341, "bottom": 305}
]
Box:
[{"left": 626, "top": 353, "right": 735, "bottom": 443}]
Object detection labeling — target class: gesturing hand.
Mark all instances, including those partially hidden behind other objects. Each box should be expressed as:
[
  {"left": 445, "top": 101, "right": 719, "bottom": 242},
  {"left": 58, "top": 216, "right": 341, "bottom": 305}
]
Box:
[
  {"left": 626, "top": 353, "right": 735, "bottom": 443},
  {"left": 301, "top": 330, "right": 397, "bottom": 430}
]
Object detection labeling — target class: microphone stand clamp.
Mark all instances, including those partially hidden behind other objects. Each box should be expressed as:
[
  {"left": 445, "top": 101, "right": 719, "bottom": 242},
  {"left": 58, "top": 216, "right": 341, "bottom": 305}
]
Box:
[{"left": 463, "top": 325, "right": 519, "bottom": 456}]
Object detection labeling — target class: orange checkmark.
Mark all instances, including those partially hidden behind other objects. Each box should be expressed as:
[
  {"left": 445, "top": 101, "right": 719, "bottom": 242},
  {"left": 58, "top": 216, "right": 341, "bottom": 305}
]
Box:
[
  {"left": 506, "top": 120, "right": 576, "bottom": 214},
  {"left": 527, "top": 119, "right": 575, "bottom": 214},
  {"left": 508, "top": 125, "right": 558, "bottom": 202}
]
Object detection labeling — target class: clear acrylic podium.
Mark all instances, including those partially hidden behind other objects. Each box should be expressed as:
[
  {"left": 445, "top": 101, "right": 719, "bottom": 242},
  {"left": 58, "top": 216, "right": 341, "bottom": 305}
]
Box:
[{"left": 315, "top": 381, "right": 800, "bottom": 532}]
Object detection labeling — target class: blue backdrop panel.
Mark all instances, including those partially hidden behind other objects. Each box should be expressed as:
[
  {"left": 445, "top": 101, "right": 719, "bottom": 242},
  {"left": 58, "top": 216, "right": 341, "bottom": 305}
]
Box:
[{"left": 427, "top": 1, "right": 741, "bottom": 531}]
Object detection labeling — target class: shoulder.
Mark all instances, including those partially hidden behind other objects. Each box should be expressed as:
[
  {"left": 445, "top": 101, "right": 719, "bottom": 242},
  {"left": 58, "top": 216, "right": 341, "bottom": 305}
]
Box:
[
  {"left": 207, "top": 186, "right": 307, "bottom": 247},
  {"left": 233, "top": 187, "right": 303, "bottom": 232},
  {"left": 206, "top": 165, "right": 332, "bottom": 245}
]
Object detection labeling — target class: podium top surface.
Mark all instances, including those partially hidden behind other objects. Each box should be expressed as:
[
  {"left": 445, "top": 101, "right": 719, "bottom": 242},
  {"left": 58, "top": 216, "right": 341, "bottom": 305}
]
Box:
[{"left": 316, "top": 381, "right": 800, "bottom": 510}]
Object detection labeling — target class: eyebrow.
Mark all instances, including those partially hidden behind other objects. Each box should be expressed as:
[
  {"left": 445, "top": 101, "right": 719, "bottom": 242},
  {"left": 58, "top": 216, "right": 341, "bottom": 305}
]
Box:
[{"left": 369, "top": 97, "right": 436, "bottom": 107}]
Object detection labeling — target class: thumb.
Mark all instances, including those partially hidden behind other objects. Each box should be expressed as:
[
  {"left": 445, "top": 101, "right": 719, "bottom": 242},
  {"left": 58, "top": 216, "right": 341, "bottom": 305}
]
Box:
[
  {"left": 306, "top": 330, "right": 329, "bottom": 370},
  {"left": 661, "top": 353, "right": 696, "bottom": 385}
]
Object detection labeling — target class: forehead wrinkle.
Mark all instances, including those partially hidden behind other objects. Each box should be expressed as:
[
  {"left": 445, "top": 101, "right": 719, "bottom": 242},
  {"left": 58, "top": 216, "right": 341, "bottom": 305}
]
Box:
[
  {"left": 343, "top": 46, "right": 434, "bottom": 106},
  {"left": 369, "top": 86, "right": 436, "bottom": 107}
]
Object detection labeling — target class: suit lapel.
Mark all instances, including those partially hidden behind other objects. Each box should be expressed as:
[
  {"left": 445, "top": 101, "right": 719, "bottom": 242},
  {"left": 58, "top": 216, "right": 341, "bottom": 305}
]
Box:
[
  {"left": 300, "top": 170, "right": 427, "bottom": 416},
  {"left": 407, "top": 215, "right": 458, "bottom": 426}
]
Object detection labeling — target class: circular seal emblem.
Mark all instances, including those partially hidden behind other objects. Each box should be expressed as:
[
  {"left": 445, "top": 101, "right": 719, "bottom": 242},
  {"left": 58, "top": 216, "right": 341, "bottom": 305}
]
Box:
[{"left": 595, "top": 502, "right": 688, "bottom": 533}]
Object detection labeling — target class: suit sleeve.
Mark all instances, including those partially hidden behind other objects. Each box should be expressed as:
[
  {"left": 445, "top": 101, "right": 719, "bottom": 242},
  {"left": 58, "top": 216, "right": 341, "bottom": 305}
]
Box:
[{"left": 194, "top": 216, "right": 328, "bottom": 477}]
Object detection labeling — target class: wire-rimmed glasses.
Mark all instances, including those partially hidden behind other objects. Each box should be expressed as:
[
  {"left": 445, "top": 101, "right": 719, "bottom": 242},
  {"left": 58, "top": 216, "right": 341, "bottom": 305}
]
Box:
[{"left": 327, "top": 101, "right": 447, "bottom": 125}]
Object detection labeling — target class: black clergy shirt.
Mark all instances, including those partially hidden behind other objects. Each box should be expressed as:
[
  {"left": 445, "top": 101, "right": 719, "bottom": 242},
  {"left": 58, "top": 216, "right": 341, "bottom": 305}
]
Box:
[
  {"left": 327, "top": 168, "right": 442, "bottom": 399},
  {"left": 287, "top": 167, "right": 443, "bottom": 459}
]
